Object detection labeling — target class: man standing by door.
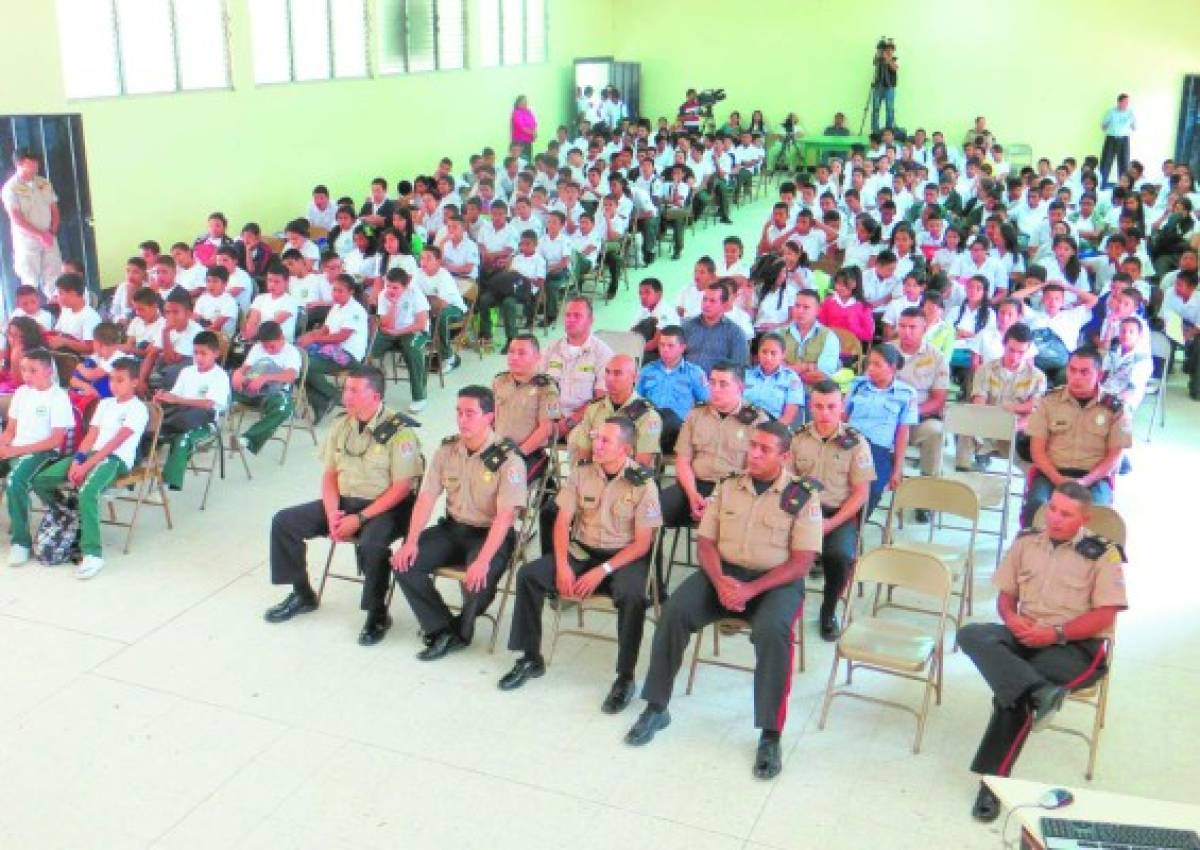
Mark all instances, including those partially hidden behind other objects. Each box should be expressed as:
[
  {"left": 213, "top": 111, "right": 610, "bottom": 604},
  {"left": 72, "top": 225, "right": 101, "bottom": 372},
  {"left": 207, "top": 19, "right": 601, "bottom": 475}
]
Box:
[
  {"left": 2, "top": 149, "right": 63, "bottom": 302},
  {"left": 1098, "top": 94, "right": 1136, "bottom": 189}
]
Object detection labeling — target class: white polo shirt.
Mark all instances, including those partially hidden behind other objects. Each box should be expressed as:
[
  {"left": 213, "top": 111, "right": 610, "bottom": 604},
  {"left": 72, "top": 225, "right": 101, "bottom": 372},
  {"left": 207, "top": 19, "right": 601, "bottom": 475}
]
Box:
[
  {"left": 90, "top": 396, "right": 149, "bottom": 469},
  {"left": 325, "top": 298, "right": 370, "bottom": 361},
  {"left": 413, "top": 267, "right": 467, "bottom": 313},
  {"left": 251, "top": 292, "right": 299, "bottom": 340},
  {"left": 379, "top": 285, "right": 431, "bottom": 332},
  {"left": 441, "top": 236, "right": 481, "bottom": 279},
  {"left": 55, "top": 305, "right": 102, "bottom": 341},
  {"left": 170, "top": 363, "right": 231, "bottom": 413},
  {"left": 8, "top": 384, "right": 73, "bottom": 447},
  {"left": 195, "top": 292, "right": 239, "bottom": 328}
]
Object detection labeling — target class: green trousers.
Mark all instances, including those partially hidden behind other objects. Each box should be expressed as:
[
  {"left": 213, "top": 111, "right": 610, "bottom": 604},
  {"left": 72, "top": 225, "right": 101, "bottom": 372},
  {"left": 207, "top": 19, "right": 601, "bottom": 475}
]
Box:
[
  {"left": 32, "top": 455, "right": 127, "bottom": 557},
  {"left": 305, "top": 352, "right": 358, "bottom": 419},
  {"left": 372, "top": 330, "right": 429, "bottom": 401},
  {"left": 4, "top": 451, "right": 59, "bottom": 548},
  {"left": 544, "top": 270, "right": 570, "bottom": 322},
  {"left": 433, "top": 305, "right": 465, "bottom": 359},
  {"left": 662, "top": 208, "right": 688, "bottom": 257},
  {"left": 713, "top": 179, "right": 732, "bottom": 219},
  {"left": 162, "top": 425, "right": 218, "bottom": 490},
  {"left": 235, "top": 391, "right": 294, "bottom": 454}
]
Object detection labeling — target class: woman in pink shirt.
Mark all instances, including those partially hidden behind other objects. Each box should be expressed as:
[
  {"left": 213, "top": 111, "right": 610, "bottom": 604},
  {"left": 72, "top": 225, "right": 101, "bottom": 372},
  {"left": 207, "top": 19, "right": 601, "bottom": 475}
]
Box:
[
  {"left": 510, "top": 95, "right": 538, "bottom": 157},
  {"left": 819, "top": 267, "right": 875, "bottom": 343}
]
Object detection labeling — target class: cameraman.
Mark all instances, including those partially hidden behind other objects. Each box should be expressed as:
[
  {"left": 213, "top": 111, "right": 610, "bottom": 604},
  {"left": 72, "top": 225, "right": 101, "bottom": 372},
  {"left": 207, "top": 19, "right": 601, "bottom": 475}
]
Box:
[
  {"left": 871, "top": 39, "right": 898, "bottom": 132},
  {"left": 680, "top": 89, "right": 702, "bottom": 134}
]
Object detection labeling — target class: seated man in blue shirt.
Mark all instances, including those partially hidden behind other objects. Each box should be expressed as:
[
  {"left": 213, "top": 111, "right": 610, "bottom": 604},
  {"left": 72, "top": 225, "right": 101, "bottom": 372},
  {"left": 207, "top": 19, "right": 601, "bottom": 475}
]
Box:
[
  {"left": 682, "top": 282, "right": 750, "bottom": 375},
  {"left": 636, "top": 325, "right": 709, "bottom": 453},
  {"left": 783, "top": 289, "right": 842, "bottom": 386}
]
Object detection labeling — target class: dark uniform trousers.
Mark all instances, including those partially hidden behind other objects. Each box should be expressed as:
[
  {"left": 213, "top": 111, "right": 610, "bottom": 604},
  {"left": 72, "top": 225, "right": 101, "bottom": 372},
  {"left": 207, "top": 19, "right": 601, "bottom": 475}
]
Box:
[
  {"left": 640, "top": 564, "right": 805, "bottom": 732},
  {"left": 958, "top": 622, "right": 1108, "bottom": 776},
  {"left": 657, "top": 409, "right": 683, "bottom": 456},
  {"left": 269, "top": 495, "right": 415, "bottom": 612},
  {"left": 820, "top": 507, "right": 859, "bottom": 620},
  {"left": 654, "top": 478, "right": 716, "bottom": 587},
  {"left": 508, "top": 544, "right": 650, "bottom": 678},
  {"left": 395, "top": 516, "right": 516, "bottom": 643}
]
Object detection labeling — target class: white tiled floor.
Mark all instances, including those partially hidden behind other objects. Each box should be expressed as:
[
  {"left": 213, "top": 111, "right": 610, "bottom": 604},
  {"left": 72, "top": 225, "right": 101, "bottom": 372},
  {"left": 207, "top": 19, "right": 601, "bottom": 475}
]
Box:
[{"left": 2, "top": 189, "right": 1198, "bottom": 849}]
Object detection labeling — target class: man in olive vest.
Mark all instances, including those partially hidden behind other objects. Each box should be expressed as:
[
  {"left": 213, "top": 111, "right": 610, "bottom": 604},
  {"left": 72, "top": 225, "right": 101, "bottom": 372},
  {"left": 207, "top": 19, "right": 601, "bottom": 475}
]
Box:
[{"left": 783, "top": 290, "right": 841, "bottom": 386}]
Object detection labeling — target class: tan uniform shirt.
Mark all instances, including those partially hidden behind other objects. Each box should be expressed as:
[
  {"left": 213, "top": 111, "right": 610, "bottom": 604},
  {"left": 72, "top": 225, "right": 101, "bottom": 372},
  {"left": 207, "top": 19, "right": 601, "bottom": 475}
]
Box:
[
  {"left": 493, "top": 371, "right": 560, "bottom": 446},
  {"left": 994, "top": 527, "right": 1128, "bottom": 629},
  {"left": 676, "top": 401, "right": 769, "bottom": 482},
  {"left": 1026, "top": 387, "right": 1132, "bottom": 471},
  {"left": 421, "top": 431, "right": 527, "bottom": 527},
  {"left": 789, "top": 423, "right": 876, "bottom": 510},
  {"left": 971, "top": 358, "right": 1047, "bottom": 407},
  {"left": 1, "top": 174, "right": 56, "bottom": 248},
  {"left": 699, "top": 470, "right": 824, "bottom": 571},
  {"left": 556, "top": 460, "right": 662, "bottom": 550},
  {"left": 320, "top": 406, "right": 424, "bottom": 501},
  {"left": 896, "top": 343, "right": 950, "bottom": 405},
  {"left": 568, "top": 392, "right": 663, "bottom": 457},
  {"left": 541, "top": 334, "right": 614, "bottom": 419}
]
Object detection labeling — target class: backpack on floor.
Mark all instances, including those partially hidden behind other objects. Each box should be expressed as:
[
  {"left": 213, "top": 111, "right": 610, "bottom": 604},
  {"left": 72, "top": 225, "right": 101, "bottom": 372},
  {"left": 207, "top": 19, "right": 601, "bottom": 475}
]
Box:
[{"left": 33, "top": 496, "right": 81, "bottom": 566}]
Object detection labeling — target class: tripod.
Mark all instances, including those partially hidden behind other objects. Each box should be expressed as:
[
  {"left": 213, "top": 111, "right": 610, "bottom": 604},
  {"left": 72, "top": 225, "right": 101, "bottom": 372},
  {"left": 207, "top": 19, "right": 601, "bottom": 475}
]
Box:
[{"left": 772, "top": 133, "right": 801, "bottom": 177}]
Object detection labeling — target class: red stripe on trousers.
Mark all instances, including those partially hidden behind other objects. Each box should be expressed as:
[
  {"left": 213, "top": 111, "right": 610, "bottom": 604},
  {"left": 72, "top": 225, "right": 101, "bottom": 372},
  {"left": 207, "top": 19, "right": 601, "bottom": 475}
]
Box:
[{"left": 773, "top": 600, "right": 805, "bottom": 732}]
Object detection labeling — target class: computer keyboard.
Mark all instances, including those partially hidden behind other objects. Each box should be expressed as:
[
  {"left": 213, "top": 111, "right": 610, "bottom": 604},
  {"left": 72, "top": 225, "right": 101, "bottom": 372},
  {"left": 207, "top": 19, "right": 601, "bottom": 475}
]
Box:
[{"left": 1041, "top": 817, "right": 1200, "bottom": 849}]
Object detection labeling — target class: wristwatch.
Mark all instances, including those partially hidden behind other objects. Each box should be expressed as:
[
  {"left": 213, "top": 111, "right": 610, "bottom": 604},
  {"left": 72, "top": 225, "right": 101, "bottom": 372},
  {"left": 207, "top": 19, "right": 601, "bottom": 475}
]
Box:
[
  {"left": 601, "top": 562, "right": 613, "bottom": 575},
  {"left": 1054, "top": 625, "right": 1067, "bottom": 645},
  {"left": 355, "top": 511, "right": 368, "bottom": 525}
]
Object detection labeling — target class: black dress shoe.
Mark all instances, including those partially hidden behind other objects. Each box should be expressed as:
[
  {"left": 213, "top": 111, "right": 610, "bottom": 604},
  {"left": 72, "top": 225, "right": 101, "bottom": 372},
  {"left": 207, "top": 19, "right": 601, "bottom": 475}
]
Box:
[
  {"left": 753, "top": 736, "right": 783, "bottom": 780},
  {"left": 913, "top": 509, "right": 932, "bottom": 524},
  {"left": 498, "top": 656, "right": 546, "bottom": 691},
  {"left": 601, "top": 677, "right": 635, "bottom": 714},
  {"left": 971, "top": 781, "right": 1001, "bottom": 822},
  {"left": 358, "top": 612, "right": 392, "bottom": 646},
  {"left": 264, "top": 591, "right": 318, "bottom": 623},
  {"left": 1030, "top": 683, "right": 1068, "bottom": 732},
  {"left": 624, "top": 707, "right": 670, "bottom": 746},
  {"left": 819, "top": 611, "right": 839, "bottom": 642},
  {"left": 417, "top": 630, "right": 468, "bottom": 661}
]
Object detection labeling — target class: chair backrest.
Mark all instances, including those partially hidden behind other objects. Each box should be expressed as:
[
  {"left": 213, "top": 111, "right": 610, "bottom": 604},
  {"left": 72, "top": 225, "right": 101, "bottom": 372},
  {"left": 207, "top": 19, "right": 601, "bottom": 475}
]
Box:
[
  {"left": 854, "top": 546, "right": 953, "bottom": 600},
  {"left": 946, "top": 402, "right": 1017, "bottom": 443},
  {"left": 51, "top": 351, "right": 80, "bottom": 388},
  {"left": 595, "top": 329, "right": 645, "bottom": 364},
  {"left": 1032, "top": 504, "right": 1127, "bottom": 548},
  {"left": 891, "top": 476, "right": 981, "bottom": 521},
  {"left": 216, "top": 332, "right": 232, "bottom": 366},
  {"left": 832, "top": 327, "right": 862, "bottom": 359}
]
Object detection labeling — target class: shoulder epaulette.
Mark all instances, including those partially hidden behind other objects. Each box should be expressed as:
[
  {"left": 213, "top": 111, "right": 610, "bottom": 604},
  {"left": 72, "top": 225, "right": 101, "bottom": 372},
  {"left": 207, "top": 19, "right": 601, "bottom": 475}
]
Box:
[
  {"left": 736, "top": 404, "right": 762, "bottom": 425},
  {"left": 622, "top": 398, "right": 652, "bottom": 420},
  {"left": 1100, "top": 394, "right": 1124, "bottom": 414},
  {"left": 441, "top": 434, "right": 459, "bottom": 445},
  {"left": 835, "top": 428, "right": 861, "bottom": 450},
  {"left": 780, "top": 476, "right": 822, "bottom": 515},
  {"left": 718, "top": 470, "right": 740, "bottom": 484},
  {"left": 530, "top": 373, "right": 554, "bottom": 388},
  {"left": 1016, "top": 527, "right": 1041, "bottom": 539},
  {"left": 494, "top": 370, "right": 512, "bottom": 382},
  {"left": 623, "top": 464, "right": 654, "bottom": 486},
  {"left": 372, "top": 412, "right": 419, "bottom": 445},
  {"left": 480, "top": 437, "right": 518, "bottom": 471},
  {"left": 1077, "top": 534, "right": 1125, "bottom": 562}
]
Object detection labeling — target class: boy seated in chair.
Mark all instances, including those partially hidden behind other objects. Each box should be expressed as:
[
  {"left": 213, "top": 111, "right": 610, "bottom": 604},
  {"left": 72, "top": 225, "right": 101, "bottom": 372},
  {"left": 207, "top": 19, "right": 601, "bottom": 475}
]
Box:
[{"left": 154, "top": 331, "right": 231, "bottom": 490}]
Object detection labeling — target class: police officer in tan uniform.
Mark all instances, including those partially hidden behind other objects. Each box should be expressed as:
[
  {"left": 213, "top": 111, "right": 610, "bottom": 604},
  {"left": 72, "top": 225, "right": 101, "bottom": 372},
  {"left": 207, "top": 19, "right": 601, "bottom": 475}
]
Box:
[
  {"left": 961, "top": 482, "right": 1127, "bottom": 822},
  {"left": 790, "top": 380, "right": 875, "bottom": 640},
  {"left": 499, "top": 417, "right": 661, "bottom": 714},
  {"left": 894, "top": 307, "right": 950, "bottom": 489},
  {"left": 540, "top": 296, "right": 614, "bottom": 436},
  {"left": 626, "top": 421, "right": 823, "bottom": 781},
  {"left": 264, "top": 366, "right": 422, "bottom": 646},
  {"left": 393, "top": 385, "right": 527, "bottom": 660},
  {"left": 955, "top": 324, "right": 1046, "bottom": 471},
  {"left": 1, "top": 149, "right": 62, "bottom": 299},
  {"left": 493, "top": 332, "right": 560, "bottom": 481},
  {"left": 660, "top": 360, "right": 768, "bottom": 530},
  {"left": 1021, "top": 347, "right": 1131, "bottom": 527},
  {"left": 569, "top": 355, "right": 662, "bottom": 465}
]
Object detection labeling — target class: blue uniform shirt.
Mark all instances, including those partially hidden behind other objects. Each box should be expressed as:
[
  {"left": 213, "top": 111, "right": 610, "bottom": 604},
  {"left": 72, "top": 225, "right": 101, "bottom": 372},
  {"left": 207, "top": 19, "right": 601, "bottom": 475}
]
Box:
[
  {"left": 636, "top": 358, "right": 710, "bottom": 421},
  {"left": 845, "top": 376, "right": 919, "bottom": 448},
  {"left": 743, "top": 364, "right": 805, "bottom": 419}
]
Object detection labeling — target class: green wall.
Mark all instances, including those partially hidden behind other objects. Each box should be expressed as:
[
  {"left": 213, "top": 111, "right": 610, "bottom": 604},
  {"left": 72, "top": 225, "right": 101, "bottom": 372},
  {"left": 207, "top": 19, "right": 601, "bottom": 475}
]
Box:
[
  {"left": 0, "top": 0, "right": 608, "bottom": 283},
  {"left": 613, "top": 0, "right": 1197, "bottom": 169}
]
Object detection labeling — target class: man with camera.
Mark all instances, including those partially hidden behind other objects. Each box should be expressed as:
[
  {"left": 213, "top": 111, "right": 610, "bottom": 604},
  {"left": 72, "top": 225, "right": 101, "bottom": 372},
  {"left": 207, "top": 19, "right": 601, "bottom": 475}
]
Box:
[{"left": 871, "top": 39, "right": 898, "bottom": 133}]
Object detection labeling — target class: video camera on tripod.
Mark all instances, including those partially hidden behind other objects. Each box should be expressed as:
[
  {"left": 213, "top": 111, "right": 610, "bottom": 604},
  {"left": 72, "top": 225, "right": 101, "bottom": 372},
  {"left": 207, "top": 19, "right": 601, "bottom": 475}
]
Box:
[{"left": 696, "top": 88, "right": 726, "bottom": 118}]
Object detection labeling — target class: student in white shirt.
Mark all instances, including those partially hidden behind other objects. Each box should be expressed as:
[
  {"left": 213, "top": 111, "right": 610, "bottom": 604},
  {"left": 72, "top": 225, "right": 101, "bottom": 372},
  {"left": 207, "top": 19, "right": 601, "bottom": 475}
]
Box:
[
  {"left": 1100, "top": 317, "right": 1153, "bottom": 410},
  {"left": 306, "top": 185, "right": 337, "bottom": 232},
  {"left": 46, "top": 272, "right": 101, "bottom": 356},
  {"left": 231, "top": 322, "right": 302, "bottom": 455},
  {"left": 123, "top": 287, "right": 165, "bottom": 357},
  {"left": 537, "top": 211, "right": 572, "bottom": 323},
  {"left": 31, "top": 359, "right": 148, "bottom": 579},
  {"left": 1019, "top": 278, "right": 1099, "bottom": 354},
  {"left": 283, "top": 219, "right": 321, "bottom": 272},
  {"left": 104, "top": 259, "right": 148, "bottom": 325},
  {"left": 245, "top": 264, "right": 299, "bottom": 343},
  {"left": 372, "top": 268, "right": 432, "bottom": 413},
  {"left": 479, "top": 230, "right": 546, "bottom": 348},
  {"left": 142, "top": 289, "right": 201, "bottom": 392},
  {"left": 10, "top": 284, "right": 54, "bottom": 331},
  {"left": 862, "top": 250, "right": 901, "bottom": 315},
  {"left": 950, "top": 275, "right": 998, "bottom": 365},
  {"left": 195, "top": 266, "right": 240, "bottom": 334},
  {"left": 676, "top": 256, "right": 718, "bottom": 320},
  {"left": 282, "top": 249, "right": 333, "bottom": 330},
  {"left": 170, "top": 242, "right": 207, "bottom": 295},
  {"left": 714, "top": 235, "right": 751, "bottom": 287},
  {"left": 882, "top": 274, "right": 926, "bottom": 339},
  {"left": 0, "top": 348, "right": 73, "bottom": 565},
  {"left": 296, "top": 274, "right": 369, "bottom": 424},
  {"left": 753, "top": 255, "right": 799, "bottom": 334},
  {"left": 213, "top": 247, "right": 256, "bottom": 316},
  {"left": 412, "top": 245, "right": 467, "bottom": 372},
  {"left": 630, "top": 276, "right": 676, "bottom": 354},
  {"left": 154, "top": 330, "right": 231, "bottom": 490}
]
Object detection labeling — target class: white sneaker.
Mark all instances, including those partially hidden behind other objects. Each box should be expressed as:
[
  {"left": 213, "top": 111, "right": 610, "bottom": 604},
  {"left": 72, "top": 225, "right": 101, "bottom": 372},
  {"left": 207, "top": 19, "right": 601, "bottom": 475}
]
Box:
[
  {"left": 408, "top": 399, "right": 428, "bottom": 414},
  {"left": 443, "top": 355, "right": 461, "bottom": 373},
  {"left": 75, "top": 556, "right": 105, "bottom": 580},
  {"left": 7, "top": 545, "right": 31, "bottom": 567}
]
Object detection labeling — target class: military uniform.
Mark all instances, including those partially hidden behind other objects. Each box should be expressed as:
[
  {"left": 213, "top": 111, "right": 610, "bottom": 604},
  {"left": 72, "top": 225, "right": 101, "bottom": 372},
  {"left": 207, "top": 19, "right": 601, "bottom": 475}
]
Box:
[
  {"left": 956, "top": 358, "right": 1047, "bottom": 469},
  {"left": 540, "top": 334, "right": 614, "bottom": 421},
  {"left": 959, "top": 526, "right": 1128, "bottom": 775},
  {"left": 568, "top": 393, "right": 663, "bottom": 460},
  {"left": 640, "top": 470, "right": 824, "bottom": 731},
  {"left": 790, "top": 423, "right": 876, "bottom": 620},
  {"left": 493, "top": 370, "right": 560, "bottom": 480},
  {"left": 660, "top": 401, "right": 770, "bottom": 529},
  {"left": 1, "top": 172, "right": 62, "bottom": 298},
  {"left": 395, "top": 431, "right": 527, "bottom": 643},
  {"left": 269, "top": 406, "right": 422, "bottom": 614},
  {"left": 1021, "top": 387, "right": 1132, "bottom": 526},
  {"left": 508, "top": 460, "right": 661, "bottom": 677},
  {"left": 896, "top": 343, "right": 951, "bottom": 476}
]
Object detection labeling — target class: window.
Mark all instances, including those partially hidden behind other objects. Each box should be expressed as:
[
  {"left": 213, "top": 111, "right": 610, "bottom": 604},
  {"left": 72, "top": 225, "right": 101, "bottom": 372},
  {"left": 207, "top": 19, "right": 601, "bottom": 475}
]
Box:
[
  {"left": 478, "top": 0, "right": 545, "bottom": 67},
  {"left": 248, "top": 0, "right": 368, "bottom": 84},
  {"left": 377, "top": 0, "right": 466, "bottom": 74},
  {"left": 56, "top": 0, "right": 230, "bottom": 98}
]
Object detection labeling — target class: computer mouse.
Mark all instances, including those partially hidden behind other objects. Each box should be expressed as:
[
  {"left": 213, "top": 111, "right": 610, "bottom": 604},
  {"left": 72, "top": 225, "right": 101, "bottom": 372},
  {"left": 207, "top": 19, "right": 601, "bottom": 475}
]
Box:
[{"left": 1039, "top": 787, "right": 1075, "bottom": 809}]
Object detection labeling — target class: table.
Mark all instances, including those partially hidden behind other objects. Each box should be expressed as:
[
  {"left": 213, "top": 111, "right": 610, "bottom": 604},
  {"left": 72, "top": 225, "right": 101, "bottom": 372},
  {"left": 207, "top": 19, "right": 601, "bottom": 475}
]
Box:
[
  {"left": 985, "top": 776, "right": 1200, "bottom": 849},
  {"left": 798, "top": 134, "right": 870, "bottom": 166}
]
